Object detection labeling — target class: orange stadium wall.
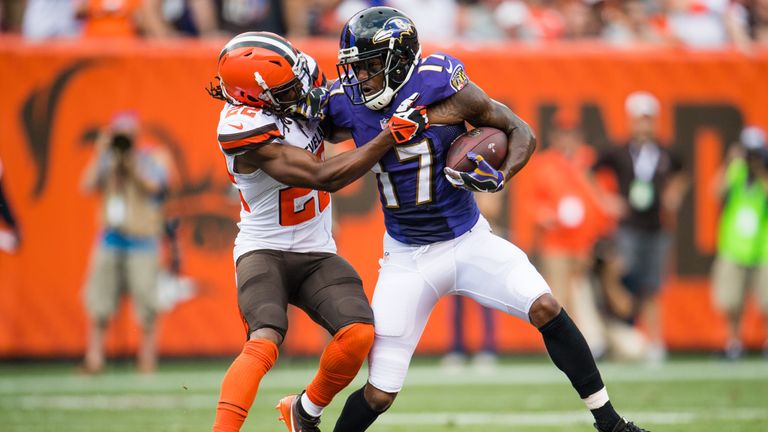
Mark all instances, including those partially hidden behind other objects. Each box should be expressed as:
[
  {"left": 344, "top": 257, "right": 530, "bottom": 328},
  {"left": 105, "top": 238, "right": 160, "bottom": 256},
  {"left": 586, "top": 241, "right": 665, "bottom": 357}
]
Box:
[{"left": 0, "top": 38, "right": 767, "bottom": 358}]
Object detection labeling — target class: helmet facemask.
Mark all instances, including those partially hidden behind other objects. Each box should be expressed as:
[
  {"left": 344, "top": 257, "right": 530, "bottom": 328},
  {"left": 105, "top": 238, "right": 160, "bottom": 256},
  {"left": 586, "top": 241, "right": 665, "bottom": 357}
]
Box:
[
  {"left": 255, "top": 74, "right": 304, "bottom": 115},
  {"left": 337, "top": 38, "right": 419, "bottom": 111},
  {"left": 255, "top": 55, "right": 311, "bottom": 116}
]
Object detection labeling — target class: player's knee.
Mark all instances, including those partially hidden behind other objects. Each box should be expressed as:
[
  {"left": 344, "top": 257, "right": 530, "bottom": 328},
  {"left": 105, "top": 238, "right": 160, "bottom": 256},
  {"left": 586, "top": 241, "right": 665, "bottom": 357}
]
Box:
[
  {"left": 249, "top": 327, "right": 283, "bottom": 346},
  {"left": 364, "top": 383, "right": 397, "bottom": 412},
  {"left": 336, "top": 322, "right": 375, "bottom": 353},
  {"left": 529, "top": 293, "right": 562, "bottom": 328}
]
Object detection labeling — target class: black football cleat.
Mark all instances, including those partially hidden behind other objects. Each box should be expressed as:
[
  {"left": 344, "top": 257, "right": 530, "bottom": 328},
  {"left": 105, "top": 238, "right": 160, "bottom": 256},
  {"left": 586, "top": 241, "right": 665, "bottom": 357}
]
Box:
[
  {"left": 277, "top": 392, "right": 321, "bottom": 432},
  {"left": 595, "top": 418, "right": 650, "bottom": 432}
]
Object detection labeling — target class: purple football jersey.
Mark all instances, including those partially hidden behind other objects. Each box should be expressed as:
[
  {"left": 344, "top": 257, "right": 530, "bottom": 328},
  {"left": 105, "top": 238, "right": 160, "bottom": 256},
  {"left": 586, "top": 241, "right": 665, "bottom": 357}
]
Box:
[{"left": 328, "top": 53, "right": 480, "bottom": 245}]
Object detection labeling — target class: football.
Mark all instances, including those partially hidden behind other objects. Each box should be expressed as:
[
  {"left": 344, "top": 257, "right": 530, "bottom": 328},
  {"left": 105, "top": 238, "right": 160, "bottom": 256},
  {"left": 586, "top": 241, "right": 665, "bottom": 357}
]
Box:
[{"left": 445, "top": 127, "right": 508, "bottom": 172}]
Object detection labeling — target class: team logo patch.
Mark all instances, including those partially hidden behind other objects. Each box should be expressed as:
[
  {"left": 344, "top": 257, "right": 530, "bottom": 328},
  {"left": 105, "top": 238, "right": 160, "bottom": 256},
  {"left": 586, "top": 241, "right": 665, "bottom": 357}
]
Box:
[
  {"left": 449, "top": 65, "right": 468, "bottom": 92},
  {"left": 372, "top": 17, "right": 415, "bottom": 44}
]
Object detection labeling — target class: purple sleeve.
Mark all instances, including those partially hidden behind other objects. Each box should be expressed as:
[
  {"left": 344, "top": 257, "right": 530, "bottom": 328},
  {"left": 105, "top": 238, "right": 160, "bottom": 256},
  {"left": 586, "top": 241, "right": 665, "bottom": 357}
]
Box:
[
  {"left": 327, "top": 81, "right": 353, "bottom": 129},
  {"left": 416, "top": 53, "right": 470, "bottom": 106}
]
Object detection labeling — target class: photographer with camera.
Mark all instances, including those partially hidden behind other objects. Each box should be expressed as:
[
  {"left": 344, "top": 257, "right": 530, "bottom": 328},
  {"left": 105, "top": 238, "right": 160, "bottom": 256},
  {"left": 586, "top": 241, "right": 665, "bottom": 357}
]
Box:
[
  {"left": 711, "top": 125, "right": 768, "bottom": 360},
  {"left": 80, "top": 111, "right": 169, "bottom": 374}
]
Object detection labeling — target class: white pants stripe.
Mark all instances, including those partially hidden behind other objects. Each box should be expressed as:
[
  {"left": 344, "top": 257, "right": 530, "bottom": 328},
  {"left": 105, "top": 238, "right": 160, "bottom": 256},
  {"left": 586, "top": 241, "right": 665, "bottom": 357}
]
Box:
[{"left": 368, "top": 216, "right": 551, "bottom": 393}]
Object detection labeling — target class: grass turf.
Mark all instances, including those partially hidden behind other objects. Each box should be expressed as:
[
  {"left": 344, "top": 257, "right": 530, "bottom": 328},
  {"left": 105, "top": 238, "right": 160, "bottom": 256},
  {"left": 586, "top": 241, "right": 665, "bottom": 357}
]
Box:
[{"left": 1, "top": 356, "right": 766, "bottom": 431}]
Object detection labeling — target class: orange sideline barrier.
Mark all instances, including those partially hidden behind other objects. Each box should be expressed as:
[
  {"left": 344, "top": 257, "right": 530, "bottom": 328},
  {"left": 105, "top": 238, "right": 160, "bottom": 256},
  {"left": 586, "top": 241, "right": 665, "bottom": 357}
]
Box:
[{"left": 0, "top": 38, "right": 766, "bottom": 358}]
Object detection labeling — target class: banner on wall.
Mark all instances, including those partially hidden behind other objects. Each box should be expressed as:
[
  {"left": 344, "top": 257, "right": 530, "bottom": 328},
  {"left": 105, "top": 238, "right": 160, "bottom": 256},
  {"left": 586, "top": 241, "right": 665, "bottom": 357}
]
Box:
[{"left": 0, "top": 39, "right": 766, "bottom": 358}]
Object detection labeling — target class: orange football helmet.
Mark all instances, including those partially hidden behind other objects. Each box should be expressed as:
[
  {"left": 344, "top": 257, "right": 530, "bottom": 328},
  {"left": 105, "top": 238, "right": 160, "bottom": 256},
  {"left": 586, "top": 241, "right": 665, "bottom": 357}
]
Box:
[{"left": 216, "top": 32, "right": 309, "bottom": 114}]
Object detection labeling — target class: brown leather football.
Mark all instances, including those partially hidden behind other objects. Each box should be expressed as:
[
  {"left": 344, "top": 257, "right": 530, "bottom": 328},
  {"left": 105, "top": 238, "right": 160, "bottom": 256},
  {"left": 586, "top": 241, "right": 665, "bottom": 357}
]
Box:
[{"left": 445, "top": 127, "right": 508, "bottom": 172}]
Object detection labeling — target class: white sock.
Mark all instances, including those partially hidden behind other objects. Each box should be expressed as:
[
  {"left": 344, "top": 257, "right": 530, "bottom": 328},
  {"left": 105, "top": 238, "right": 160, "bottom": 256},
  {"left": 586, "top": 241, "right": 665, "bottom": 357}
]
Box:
[
  {"left": 583, "top": 387, "right": 610, "bottom": 410},
  {"left": 301, "top": 392, "right": 324, "bottom": 417}
]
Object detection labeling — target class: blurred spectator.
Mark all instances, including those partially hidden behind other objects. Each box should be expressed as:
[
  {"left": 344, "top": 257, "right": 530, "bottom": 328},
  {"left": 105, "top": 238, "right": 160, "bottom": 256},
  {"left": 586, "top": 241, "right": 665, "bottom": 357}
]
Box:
[
  {"left": 148, "top": 0, "right": 218, "bottom": 37},
  {"left": 602, "top": 0, "right": 665, "bottom": 45},
  {"left": 745, "top": 0, "right": 768, "bottom": 42},
  {"left": 1, "top": 0, "right": 25, "bottom": 33},
  {"left": 659, "top": 0, "right": 750, "bottom": 48},
  {"left": 711, "top": 126, "right": 768, "bottom": 359},
  {"left": 442, "top": 192, "right": 500, "bottom": 371},
  {"left": 529, "top": 109, "right": 611, "bottom": 355},
  {"left": 22, "top": 0, "right": 80, "bottom": 39},
  {"left": 560, "top": 0, "right": 601, "bottom": 39},
  {"left": 458, "top": 0, "right": 505, "bottom": 40},
  {"left": 80, "top": 112, "right": 170, "bottom": 374},
  {"left": 593, "top": 91, "right": 687, "bottom": 364},
  {"left": 494, "top": 0, "right": 565, "bottom": 41},
  {"left": 76, "top": 0, "right": 148, "bottom": 38},
  {"left": 0, "top": 158, "right": 20, "bottom": 253},
  {"left": 214, "top": 0, "right": 287, "bottom": 36},
  {"left": 591, "top": 237, "right": 650, "bottom": 361},
  {"left": 388, "top": 0, "right": 461, "bottom": 42}
]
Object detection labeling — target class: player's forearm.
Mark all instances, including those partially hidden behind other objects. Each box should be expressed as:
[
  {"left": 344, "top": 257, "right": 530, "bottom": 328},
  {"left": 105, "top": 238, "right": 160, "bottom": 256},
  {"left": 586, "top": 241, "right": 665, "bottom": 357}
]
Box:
[
  {"left": 500, "top": 118, "right": 536, "bottom": 180},
  {"left": 80, "top": 155, "right": 107, "bottom": 194},
  {"left": 314, "top": 130, "right": 394, "bottom": 192}
]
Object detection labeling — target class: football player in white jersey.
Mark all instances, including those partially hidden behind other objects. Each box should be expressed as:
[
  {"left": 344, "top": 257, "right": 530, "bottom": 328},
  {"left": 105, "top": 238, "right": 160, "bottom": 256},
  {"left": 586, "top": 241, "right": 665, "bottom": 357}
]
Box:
[{"left": 208, "top": 32, "right": 429, "bottom": 432}]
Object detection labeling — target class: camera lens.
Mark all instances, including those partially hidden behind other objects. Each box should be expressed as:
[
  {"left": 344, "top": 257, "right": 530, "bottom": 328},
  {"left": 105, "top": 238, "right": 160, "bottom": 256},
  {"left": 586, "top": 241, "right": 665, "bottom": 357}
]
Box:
[{"left": 111, "top": 134, "right": 133, "bottom": 152}]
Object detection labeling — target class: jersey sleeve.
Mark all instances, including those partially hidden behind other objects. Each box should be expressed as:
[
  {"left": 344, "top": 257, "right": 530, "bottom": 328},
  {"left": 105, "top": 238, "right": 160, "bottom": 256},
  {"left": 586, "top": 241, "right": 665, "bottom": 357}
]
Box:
[
  {"left": 416, "top": 53, "right": 470, "bottom": 106},
  {"left": 327, "top": 80, "right": 354, "bottom": 129},
  {"left": 217, "top": 104, "right": 284, "bottom": 157}
]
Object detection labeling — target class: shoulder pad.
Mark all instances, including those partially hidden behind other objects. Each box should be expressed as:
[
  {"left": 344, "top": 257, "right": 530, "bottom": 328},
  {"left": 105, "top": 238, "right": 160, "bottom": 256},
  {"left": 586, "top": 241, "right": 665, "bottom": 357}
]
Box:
[{"left": 217, "top": 104, "right": 283, "bottom": 156}]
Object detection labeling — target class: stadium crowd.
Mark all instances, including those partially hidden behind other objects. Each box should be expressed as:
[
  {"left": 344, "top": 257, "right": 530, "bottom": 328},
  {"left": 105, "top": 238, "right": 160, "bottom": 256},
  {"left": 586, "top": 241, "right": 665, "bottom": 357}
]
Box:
[
  {"left": 0, "top": 0, "right": 766, "bottom": 370},
  {"left": 0, "top": 0, "right": 767, "bottom": 48}
]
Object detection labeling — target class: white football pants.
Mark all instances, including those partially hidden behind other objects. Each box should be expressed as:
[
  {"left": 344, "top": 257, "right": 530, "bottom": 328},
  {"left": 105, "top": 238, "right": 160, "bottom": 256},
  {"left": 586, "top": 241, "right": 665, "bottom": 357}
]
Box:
[{"left": 368, "top": 216, "right": 551, "bottom": 393}]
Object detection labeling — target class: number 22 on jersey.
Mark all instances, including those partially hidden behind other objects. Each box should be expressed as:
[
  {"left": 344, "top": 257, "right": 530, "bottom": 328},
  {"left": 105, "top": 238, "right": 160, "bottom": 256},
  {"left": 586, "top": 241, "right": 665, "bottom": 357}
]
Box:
[
  {"left": 373, "top": 138, "right": 433, "bottom": 208},
  {"left": 279, "top": 187, "right": 330, "bottom": 226}
]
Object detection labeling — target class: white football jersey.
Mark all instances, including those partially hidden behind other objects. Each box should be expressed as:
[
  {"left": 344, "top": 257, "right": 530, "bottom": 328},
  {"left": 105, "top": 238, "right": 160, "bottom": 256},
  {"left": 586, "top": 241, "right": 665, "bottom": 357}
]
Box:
[{"left": 216, "top": 56, "right": 335, "bottom": 260}]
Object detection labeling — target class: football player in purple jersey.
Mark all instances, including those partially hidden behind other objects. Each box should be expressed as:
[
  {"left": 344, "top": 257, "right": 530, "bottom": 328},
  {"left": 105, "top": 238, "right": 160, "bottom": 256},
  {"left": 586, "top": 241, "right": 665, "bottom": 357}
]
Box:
[{"left": 290, "top": 6, "right": 650, "bottom": 432}]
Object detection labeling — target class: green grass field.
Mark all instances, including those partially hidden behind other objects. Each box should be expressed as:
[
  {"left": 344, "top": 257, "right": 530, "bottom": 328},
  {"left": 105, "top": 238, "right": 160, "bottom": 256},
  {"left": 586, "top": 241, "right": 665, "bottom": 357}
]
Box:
[{"left": 1, "top": 356, "right": 766, "bottom": 431}]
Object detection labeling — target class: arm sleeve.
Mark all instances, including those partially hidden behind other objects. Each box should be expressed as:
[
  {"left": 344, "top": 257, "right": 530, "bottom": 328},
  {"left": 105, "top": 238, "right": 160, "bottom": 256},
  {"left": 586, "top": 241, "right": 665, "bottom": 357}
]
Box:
[
  {"left": 327, "top": 80, "right": 353, "bottom": 129},
  {"left": 218, "top": 123, "right": 284, "bottom": 156},
  {"left": 416, "top": 53, "right": 470, "bottom": 105}
]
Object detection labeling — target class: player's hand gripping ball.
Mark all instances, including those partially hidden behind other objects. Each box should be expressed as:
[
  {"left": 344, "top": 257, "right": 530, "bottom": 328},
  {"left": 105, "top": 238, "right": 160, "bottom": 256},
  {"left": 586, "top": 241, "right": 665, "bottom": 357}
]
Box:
[
  {"left": 444, "top": 127, "right": 508, "bottom": 193},
  {"left": 296, "top": 87, "right": 330, "bottom": 122},
  {"left": 387, "top": 92, "right": 429, "bottom": 144}
]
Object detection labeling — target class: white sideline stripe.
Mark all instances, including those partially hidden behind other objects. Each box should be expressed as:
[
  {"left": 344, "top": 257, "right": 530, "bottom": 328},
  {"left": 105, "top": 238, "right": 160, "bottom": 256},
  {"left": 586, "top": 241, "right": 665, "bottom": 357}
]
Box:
[
  {"left": 378, "top": 409, "right": 768, "bottom": 426},
  {"left": 1, "top": 361, "right": 768, "bottom": 395},
  {"left": 4, "top": 394, "right": 768, "bottom": 427}
]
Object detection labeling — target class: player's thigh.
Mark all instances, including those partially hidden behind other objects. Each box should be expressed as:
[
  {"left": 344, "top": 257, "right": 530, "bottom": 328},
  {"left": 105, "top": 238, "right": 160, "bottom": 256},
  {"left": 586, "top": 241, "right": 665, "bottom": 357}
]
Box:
[
  {"left": 125, "top": 249, "right": 160, "bottom": 327},
  {"left": 294, "top": 253, "right": 373, "bottom": 335},
  {"left": 84, "top": 246, "right": 121, "bottom": 321},
  {"left": 368, "top": 261, "right": 441, "bottom": 393},
  {"left": 711, "top": 256, "right": 748, "bottom": 313},
  {"left": 454, "top": 229, "right": 550, "bottom": 321},
  {"left": 236, "top": 250, "right": 290, "bottom": 338},
  {"left": 753, "top": 264, "right": 768, "bottom": 313}
]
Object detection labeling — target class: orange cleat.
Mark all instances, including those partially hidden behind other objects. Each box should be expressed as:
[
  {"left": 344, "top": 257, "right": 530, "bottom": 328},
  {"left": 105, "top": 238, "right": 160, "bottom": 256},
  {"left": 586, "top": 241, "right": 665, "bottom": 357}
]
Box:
[{"left": 276, "top": 393, "right": 321, "bottom": 432}]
